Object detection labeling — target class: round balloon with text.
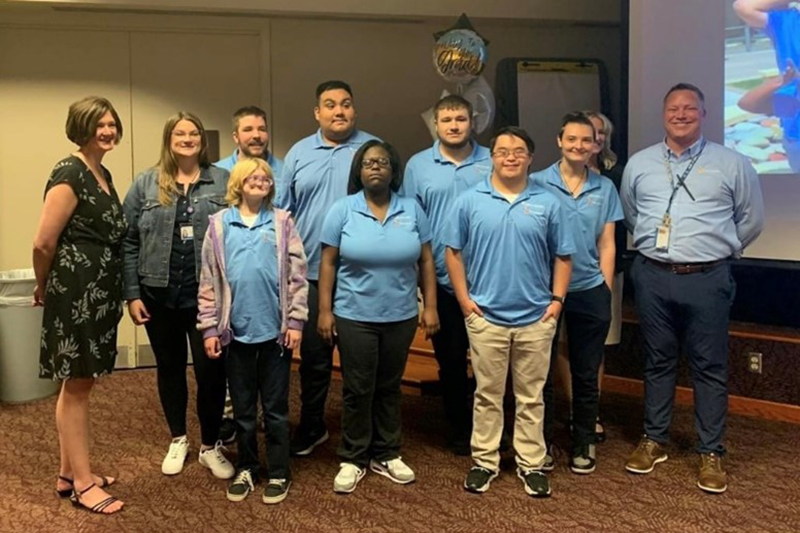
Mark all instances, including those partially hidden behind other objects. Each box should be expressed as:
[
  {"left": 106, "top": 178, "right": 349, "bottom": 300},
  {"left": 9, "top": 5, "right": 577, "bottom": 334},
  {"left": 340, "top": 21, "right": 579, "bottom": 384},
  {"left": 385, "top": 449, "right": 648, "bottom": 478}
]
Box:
[{"left": 432, "top": 29, "right": 487, "bottom": 84}]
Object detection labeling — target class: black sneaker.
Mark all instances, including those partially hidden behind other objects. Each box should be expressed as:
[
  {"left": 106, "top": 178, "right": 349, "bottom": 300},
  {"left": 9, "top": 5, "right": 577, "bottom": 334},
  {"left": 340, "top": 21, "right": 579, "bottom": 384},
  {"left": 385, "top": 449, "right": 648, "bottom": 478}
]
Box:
[
  {"left": 262, "top": 479, "right": 291, "bottom": 504},
  {"left": 219, "top": 418, "right": 237, "bottom": 445},
  {"left": 570, "top": 444, "right": 596, "bottom": 474},
  {"left": 516, "top": 468, "right": 551, "bottom": 498},
  {"left": 463, "top": 466, "right": 498, "bottom": 494},
  {"left": 290, "top": 427, "right": 329, "bottom": 457},
  {"left": 542, "top": 446, "right": 555, "bottom": 472},
  {"left": 227, "top": 469, "right": 256, "bottom": 502}
]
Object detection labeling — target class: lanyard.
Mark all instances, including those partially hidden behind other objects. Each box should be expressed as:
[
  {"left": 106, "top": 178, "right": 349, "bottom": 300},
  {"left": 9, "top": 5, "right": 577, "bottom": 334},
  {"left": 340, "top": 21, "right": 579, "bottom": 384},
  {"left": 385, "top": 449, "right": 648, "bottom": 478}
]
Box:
[{"left": 662, "top": 140, "right": 705, "bottom": 218}]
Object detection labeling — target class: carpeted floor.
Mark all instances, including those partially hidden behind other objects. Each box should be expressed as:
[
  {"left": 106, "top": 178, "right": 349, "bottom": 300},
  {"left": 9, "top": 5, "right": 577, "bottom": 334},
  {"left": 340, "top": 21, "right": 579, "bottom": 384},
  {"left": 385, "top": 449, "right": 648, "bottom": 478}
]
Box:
[{"left": 0, "top": 368, "right": 798, "bottom": 533}]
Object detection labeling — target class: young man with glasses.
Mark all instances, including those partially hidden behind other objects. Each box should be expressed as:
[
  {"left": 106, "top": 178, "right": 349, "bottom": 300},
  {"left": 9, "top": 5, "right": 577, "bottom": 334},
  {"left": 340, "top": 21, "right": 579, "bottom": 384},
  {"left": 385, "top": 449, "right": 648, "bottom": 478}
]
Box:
[
  {"left": 400, "top": 94, "right": 492, "bottom": 456},
  {"left": 445, "top": 126, "right": 575, "bottom": 497}
]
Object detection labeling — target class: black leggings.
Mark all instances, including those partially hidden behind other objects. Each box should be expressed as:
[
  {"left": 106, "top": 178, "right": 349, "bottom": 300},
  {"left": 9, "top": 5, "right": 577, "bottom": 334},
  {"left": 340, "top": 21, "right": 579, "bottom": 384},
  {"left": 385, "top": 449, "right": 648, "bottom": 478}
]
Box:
[{"left": 143, "top": 297, "right": 226, "bottom": 446}]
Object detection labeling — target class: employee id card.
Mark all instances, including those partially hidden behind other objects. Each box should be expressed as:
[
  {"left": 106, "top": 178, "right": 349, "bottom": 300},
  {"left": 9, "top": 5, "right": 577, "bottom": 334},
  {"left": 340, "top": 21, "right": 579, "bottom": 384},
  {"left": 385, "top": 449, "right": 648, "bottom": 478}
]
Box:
[
  {"left": 656, "top": 214, "right": 671, "bottom": 250},
  {"left": 180, "top": 224, "right": 194, "bottom": 241}
]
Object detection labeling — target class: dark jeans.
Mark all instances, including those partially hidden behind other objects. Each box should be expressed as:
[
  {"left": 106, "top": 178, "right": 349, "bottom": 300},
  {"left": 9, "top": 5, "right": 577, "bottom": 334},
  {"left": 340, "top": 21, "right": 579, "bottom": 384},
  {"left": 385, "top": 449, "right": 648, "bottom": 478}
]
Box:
[
  {"left": 335, "top": 315, "right": 418, "bottom": 468},
  {"left": 298, "top": 281, "right": 335, "bottom": 433},
  {"left": 142, "top": 297, "right": 225, "bottom": 446},
  {"left": 631, "top": 255, "right": 734, "bottom": 455},
  {"left": 543, "top": 283, "right": 611, "bottom": 452},
  {"left": 429, "top": 286, "right": 473, "bottom": 443},
  {"left": 226, "top": 339, "right": 291, "bottom": 479}
]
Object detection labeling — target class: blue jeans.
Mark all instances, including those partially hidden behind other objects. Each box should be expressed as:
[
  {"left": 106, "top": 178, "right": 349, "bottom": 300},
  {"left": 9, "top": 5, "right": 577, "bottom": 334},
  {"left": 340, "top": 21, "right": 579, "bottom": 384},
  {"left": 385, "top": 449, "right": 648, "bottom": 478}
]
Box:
[
  {"left": 226, "top": 338, "right": 291, "bottom": 479},
  {"left": 631, "top": 255, "right": 735, "bottom": 455}
]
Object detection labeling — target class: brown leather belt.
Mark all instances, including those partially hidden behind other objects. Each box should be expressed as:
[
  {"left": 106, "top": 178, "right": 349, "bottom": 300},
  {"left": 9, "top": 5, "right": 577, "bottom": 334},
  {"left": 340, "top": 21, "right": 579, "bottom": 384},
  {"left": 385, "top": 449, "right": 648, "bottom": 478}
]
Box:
[{"left": 644, "top": 257, "right": 726, "bottom": 275}]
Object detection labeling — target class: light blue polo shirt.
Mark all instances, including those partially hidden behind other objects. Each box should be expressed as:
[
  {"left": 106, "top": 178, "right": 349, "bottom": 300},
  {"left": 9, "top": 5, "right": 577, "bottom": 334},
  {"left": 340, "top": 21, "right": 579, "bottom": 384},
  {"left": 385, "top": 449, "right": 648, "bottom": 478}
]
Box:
[
  {"left": 275, "top": 129, "right": 379, "bottom": 280},
  {"left": 531, "top": 162, "right": 623, "bottom": 292},
  {"left": 223, "top": 207, "right": 280, "bottom": 343},
  {"left": 445, "top": 177, "right": 576, "bottom": 327},
  {"left": 214, "top": 149, "right": 284, "bottom": 179},
  {"left": 400, "top": 140, "right": 492, "bottom": 292},
  {"left": 320, "top": 191, "right": 431, "bottom": 323}
]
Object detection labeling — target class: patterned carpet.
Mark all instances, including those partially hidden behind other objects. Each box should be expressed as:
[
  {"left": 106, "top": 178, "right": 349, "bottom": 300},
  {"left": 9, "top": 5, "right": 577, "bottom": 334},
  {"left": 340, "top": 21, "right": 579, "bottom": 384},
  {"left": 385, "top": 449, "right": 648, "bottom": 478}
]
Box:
[{"left": 1, "top": 368, "right": 798, "bottom": 533}]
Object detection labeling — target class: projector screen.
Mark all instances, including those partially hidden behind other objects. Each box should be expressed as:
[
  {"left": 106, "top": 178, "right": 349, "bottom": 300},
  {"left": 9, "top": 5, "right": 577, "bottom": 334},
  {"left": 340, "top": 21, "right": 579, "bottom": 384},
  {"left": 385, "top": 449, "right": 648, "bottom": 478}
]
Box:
[{"left": 628, "top": 0, "right": 800, "bottom": 261}]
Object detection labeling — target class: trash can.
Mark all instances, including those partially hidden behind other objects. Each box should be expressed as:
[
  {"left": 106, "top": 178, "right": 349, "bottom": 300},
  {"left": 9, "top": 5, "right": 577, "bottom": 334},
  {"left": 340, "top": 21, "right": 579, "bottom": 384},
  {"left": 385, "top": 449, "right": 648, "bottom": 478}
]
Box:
[{"left": 0, "top": 269, "right": 59, "bottom": 403}]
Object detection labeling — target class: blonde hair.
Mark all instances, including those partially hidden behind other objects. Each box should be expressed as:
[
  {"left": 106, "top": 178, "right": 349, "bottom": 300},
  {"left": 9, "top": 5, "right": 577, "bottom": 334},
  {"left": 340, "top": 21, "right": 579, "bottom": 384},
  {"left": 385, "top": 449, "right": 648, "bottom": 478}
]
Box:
[
  {"left": 226, "top": 157, "right": 274, "bottom": 208},
  {"left": 583, "top": 110, "right": 618, "bottom": 171},
  {"left": 66, "top": 96, "right": 123, "bottom": 147},
  {"left": 156, "top": 112, "right": 210, "bottom": 206}
]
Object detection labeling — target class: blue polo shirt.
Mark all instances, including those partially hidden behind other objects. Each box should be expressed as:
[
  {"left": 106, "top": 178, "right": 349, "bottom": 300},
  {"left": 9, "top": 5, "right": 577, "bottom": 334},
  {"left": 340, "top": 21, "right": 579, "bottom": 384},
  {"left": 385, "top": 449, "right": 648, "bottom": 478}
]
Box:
[
  {"left": 400, "top": 140, "right": 492, "bottom": 292},
  {"left": 531, "top": 162, "right": 623, "bottom": 292},
  {"left": 320, "top": 191, "right": 431, "bottom": 323},
  {"left": 214, "top": 149, "right": 284, "bottom": 178},
  {"left": 621, "top": 137, "right": 764, "bottom": 263},
  {"left": 445, "top": 178, "right": 576, "bottom": 327},
  {"left": 275, "top": 129, "right": 379, "bottom": 280},
  {"left": 223, "top": 207, "right": 280, "bottom": 343}
]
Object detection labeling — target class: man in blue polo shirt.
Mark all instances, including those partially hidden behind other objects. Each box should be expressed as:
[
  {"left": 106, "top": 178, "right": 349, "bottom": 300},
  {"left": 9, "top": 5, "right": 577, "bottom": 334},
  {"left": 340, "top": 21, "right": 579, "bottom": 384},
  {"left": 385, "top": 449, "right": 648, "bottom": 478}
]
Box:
[
  {"left": 275, "top": 80, "right": 379, "bottom": 456},
  {"left": 622, "top": 83, "right": 763, "bottom": 494},
  {"left": 215, "top": 106, "right": 284, "bottom": 177},
  {"left": 446, "top": 126, "right": 575, "bottom": 498},
  {"left": 401, "top": 94, "right": 491, "bottom": 456}
]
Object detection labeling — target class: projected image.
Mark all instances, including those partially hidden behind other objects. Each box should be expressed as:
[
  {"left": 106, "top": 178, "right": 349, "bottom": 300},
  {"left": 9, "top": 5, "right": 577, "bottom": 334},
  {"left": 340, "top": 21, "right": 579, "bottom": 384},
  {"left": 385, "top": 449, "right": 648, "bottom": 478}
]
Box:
[{"left": 726, "top": 1, "right": 800, "bottom": 174}]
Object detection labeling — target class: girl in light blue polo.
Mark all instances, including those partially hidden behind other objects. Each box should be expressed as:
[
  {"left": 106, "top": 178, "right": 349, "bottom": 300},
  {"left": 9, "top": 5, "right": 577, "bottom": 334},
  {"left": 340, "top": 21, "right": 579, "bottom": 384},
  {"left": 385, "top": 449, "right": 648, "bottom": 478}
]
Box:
[{"left": 317, "top": 140, "right": 440, "bottom": 494}]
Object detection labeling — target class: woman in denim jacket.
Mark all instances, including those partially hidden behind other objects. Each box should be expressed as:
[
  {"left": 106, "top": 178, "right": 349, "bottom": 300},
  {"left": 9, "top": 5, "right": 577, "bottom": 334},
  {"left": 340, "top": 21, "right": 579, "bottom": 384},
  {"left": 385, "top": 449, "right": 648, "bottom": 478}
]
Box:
[
  {"left": 197, "top": 157, "right": 308, "bottom": 504},
  {"left": 122, "top": 112, "right": 233, "bottom": 479}
]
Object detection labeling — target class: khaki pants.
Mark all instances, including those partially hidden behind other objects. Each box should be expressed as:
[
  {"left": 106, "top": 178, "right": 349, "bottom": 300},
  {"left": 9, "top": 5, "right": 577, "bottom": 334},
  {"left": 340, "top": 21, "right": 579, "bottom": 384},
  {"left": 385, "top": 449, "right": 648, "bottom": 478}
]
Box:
[{"left": 466, "top": 313, "right": 556, "bottom": 472}]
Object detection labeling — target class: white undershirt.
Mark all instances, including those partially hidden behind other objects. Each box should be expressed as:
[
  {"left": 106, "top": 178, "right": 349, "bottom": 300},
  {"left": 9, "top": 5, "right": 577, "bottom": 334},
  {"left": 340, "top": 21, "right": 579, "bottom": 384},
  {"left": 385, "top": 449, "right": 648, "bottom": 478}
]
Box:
[{"left": 240, "top": 213, "right": 258, "bottom": 228}]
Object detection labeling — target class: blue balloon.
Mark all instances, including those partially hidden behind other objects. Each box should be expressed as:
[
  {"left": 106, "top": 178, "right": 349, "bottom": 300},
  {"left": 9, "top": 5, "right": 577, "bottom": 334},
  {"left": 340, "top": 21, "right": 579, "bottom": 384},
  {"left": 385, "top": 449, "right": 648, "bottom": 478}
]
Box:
[{"left": 433, "top": 29, "right": 487, "bottom": 84}]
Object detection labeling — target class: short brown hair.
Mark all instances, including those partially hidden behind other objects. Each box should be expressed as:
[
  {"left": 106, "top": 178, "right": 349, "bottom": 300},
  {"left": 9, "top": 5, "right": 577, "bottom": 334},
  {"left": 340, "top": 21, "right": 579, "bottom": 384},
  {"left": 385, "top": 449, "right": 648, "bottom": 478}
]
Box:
[
  {"left": 434, "top": 94, "right": 473, "bottom": 120},
  {"left": 65, "top": 96, "right": 123, "bottom": 147},
  {"left": 232, "top": 106, "right": 268, "bottom": 133}
]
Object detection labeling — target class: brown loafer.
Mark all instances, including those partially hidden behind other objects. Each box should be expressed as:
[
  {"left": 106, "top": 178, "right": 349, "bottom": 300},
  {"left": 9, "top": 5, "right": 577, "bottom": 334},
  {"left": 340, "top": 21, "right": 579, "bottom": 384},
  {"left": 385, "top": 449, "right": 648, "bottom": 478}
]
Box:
[
  {"left": 625, "top": 436, "right": 668, "bottom": 474},
  {"left": 697, "top": 453, "right": 727, "bottom": 494}
]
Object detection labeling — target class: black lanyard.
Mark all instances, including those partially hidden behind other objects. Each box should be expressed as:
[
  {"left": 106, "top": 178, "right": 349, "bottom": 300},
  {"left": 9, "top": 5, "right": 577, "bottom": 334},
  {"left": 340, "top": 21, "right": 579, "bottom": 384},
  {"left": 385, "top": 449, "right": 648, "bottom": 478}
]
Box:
[{"left": 662, "top": 140, "right": 705, "bottom": 217}]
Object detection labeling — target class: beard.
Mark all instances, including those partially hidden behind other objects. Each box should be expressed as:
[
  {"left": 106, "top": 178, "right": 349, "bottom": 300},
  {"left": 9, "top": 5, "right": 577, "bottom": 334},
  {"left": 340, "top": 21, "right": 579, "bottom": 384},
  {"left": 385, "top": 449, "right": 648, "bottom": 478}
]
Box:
[
  {"left": 438, "top": 135, "right": 471, "bottom": 151},
  {"left": 241, "top": 144, "right": 266, "bottom": 158}
]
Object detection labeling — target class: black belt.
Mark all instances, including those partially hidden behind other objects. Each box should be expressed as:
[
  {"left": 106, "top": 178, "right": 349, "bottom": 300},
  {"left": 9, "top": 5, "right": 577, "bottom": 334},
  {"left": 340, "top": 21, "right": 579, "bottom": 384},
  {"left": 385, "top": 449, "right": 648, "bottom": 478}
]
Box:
[{"left": 644, "top": 257, "right": 726, "bottom": 275}]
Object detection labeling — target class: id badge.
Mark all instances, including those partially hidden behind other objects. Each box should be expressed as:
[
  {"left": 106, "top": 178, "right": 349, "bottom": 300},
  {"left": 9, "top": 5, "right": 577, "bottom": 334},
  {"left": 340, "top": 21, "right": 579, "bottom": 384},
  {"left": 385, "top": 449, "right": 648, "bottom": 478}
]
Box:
[
  {"left": 180, "top": 224, "right": 194, "bottom": 241},
  {"left": 656, "top": 224, "right": 670, "bottom": 250}
]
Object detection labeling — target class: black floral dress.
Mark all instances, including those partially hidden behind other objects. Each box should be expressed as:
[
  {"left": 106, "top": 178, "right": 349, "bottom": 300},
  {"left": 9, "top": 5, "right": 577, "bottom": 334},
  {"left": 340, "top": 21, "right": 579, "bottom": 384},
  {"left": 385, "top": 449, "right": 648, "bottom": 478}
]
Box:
[{"left": 39, "top": 156, "right": 128, "bottom": 380}]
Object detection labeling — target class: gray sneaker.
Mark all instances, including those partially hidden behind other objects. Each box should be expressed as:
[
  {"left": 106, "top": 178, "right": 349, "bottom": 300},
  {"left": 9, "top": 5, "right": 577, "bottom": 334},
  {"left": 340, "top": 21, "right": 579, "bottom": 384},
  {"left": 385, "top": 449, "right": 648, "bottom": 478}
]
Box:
[{"left": 369, "top": 457, "right": 415, "bottom": 484}]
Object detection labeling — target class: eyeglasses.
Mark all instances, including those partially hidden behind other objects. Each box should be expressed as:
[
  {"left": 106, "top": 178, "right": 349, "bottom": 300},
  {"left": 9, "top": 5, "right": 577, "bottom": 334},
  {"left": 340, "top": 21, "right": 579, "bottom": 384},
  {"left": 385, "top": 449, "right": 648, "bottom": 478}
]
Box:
[
  {"left": 492, "top": 149, "right": 530, "bottom": 159},
  {"left": 361, "top": 157, "right": 391, "bottom": 168},
  {"left": 244, "top": 175, "right": 272, "bottom": 185}
]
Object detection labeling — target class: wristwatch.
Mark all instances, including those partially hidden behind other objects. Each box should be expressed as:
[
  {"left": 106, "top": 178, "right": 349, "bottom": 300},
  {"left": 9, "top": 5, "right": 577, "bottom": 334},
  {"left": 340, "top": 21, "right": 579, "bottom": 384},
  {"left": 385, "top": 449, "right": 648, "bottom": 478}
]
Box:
[{"left": 551, "top": 295, "right": 565, "bottom": 304}]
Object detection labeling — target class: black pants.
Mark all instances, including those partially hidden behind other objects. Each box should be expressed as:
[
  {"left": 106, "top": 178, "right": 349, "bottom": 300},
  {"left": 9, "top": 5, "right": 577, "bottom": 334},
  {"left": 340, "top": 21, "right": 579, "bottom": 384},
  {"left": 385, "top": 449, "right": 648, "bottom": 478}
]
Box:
[
  {"left": 142, "top": 298, "right": 226, "bottom": 446},
  {"left": 226, "top": 339, "right": 291, "bottom": 479},
  {"left": 298, "top": 281, "right": 335, "bottom": 433},
  {"left": 429, "top": 286, "right": 473, "bottom": 443},
  {"left": 335, "top": 315, "right": 417, "bottom": 468},
  {"left": 543, "top": 283, "right": 611, "bottom": 451},
  {"left": 631, "top": 255, "right": 733, "bottom": 455}
]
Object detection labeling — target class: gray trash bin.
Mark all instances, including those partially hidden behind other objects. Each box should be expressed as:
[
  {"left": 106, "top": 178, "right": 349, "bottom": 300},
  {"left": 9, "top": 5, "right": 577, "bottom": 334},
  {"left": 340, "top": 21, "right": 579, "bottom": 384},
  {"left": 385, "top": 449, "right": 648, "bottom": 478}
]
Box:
[{"left": 0, "top": 269, "right": 59, "bottom": 402}]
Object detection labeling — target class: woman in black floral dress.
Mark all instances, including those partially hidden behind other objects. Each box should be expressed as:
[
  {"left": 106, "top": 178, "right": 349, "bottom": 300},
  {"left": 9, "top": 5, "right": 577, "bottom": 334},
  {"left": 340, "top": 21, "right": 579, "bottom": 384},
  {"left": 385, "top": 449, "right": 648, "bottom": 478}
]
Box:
[{"left": 33, "top": 96, "right": 127, "bottom": 515}]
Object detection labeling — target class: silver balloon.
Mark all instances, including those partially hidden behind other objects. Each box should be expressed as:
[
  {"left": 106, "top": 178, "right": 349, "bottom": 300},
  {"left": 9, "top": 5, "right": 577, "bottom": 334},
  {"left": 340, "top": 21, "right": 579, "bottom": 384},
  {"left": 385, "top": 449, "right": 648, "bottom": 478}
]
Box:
[{"left": 433, "top": 29, "right": 487, "bottom": 84}]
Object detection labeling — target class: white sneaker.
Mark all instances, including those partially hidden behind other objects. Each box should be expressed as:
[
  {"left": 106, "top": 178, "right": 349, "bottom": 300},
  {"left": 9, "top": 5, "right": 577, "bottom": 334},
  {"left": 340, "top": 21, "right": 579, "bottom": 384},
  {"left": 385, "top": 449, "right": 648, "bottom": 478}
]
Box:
[
  {"left": 369, "top": 457, "right": 415, "bottom": 484},
  {"left": 333, "top": 462, "right": 366, "bottom": 494},
  {"left": 198, "top": 440, "right": 235, "bottom": 479},
  {"left": 162, "top": 436, "right": 189, "bottom": 475}
]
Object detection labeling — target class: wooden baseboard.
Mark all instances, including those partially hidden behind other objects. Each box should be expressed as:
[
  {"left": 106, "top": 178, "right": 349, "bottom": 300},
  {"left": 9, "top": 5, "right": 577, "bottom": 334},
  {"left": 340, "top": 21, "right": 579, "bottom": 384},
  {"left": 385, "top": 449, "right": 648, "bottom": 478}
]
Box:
[{"left": 602, "top": 375, "right": 800, "bottom": 424}]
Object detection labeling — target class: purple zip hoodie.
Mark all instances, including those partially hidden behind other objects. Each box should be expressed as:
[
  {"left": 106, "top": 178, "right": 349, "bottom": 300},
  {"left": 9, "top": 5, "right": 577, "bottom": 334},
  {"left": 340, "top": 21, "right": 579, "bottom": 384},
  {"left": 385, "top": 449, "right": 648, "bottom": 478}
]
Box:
[{"left": 197, "top": 207, "right": 309, "bottom": 346}]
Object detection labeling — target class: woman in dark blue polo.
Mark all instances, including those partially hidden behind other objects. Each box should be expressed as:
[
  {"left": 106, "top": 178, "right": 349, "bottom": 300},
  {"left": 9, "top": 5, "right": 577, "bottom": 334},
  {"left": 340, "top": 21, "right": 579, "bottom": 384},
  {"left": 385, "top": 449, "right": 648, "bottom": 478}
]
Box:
[
  {"left": 532, "top": 112, "right": 623, "bottom": 475},
  {"left": 317, "top": 140, "right": 439, "bottom": 494}
]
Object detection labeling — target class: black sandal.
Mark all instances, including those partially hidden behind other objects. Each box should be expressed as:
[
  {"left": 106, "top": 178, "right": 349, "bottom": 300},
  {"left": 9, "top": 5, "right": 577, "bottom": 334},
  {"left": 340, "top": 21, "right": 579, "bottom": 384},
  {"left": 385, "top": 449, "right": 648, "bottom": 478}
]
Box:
[
  {"left": 595, "top": 418, "right": 607, "bottom": 443},
  {"left": 57, "top": 475, "right": 114, "bottom": 498},
  {"left": 70, "top": 483, "right": 122, "bottom": 514}
]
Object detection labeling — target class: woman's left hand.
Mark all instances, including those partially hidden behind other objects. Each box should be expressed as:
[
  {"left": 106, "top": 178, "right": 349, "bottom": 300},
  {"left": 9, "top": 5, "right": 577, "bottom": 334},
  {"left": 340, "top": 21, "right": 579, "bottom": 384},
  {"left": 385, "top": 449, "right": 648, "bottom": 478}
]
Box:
[
  {"left": 420, "top": 308, "right": 440, "bottom": 339},
  {"left": 284, "top": 329, "right": 302, "bottom": 351}
]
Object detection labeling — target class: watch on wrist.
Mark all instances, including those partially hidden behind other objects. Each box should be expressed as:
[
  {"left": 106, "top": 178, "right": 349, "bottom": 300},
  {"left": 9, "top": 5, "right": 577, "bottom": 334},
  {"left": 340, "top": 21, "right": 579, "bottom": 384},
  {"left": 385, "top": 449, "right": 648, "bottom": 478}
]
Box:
[{"left": 551, "top": 295, "right": 565, "bottom": 304}]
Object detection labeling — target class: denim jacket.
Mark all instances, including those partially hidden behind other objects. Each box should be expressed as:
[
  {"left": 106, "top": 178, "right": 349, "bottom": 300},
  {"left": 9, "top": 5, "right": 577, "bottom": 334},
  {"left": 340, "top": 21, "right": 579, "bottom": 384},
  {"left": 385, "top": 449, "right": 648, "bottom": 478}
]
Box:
[{"left": 122, "top": 166, "right": 229, "bottom": 301}]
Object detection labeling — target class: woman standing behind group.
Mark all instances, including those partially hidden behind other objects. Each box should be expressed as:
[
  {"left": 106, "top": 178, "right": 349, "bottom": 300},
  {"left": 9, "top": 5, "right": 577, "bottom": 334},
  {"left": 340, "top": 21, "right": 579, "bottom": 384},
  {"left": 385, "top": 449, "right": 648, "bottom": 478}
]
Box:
[
  {"left": 533, "top": 111, "right": 623, "bottom": 474},
  {"left": 198, "top": 157, "right": 308, "bottom": 504},
  {"left": 317, "top": 140, "right": 440, "bottom": 494},
  {"left": 122, "top": 112, "right": 233, "bottom": 479},
  {"left": 34, "top": 96, "right": 127, "bottom": 514}
]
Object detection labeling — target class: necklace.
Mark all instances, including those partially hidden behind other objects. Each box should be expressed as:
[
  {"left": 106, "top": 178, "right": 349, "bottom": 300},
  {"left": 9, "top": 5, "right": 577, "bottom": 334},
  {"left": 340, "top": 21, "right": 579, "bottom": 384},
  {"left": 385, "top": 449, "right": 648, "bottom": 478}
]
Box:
[{"left": 560, "top": 164, "right": 586, "bottom": 198}]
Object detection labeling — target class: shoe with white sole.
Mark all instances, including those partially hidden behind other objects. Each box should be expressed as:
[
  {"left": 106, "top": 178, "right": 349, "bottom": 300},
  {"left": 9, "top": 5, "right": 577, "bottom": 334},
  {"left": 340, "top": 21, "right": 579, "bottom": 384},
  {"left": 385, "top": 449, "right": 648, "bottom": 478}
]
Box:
[
  {"left": 333, "top": 463, "right": 366, "bottom": 494},
  {"left": 198, "top": 440, "right": 235, "bottom": 479},
  {"left": 162, "top": 436, "right": 189, "bottom": 475},
  {"left": 369, "top": 457, "right": 415, "bottom": 484}
]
